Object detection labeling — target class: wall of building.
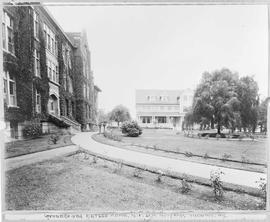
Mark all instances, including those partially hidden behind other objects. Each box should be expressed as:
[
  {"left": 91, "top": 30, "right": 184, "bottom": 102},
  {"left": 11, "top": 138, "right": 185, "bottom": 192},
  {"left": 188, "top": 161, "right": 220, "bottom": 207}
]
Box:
[
  {"left": 135, "top": 89, "right": 194, "bottom": 130},
  {"left": 2, "top": 4, "right": 101, "bottom": 140}
]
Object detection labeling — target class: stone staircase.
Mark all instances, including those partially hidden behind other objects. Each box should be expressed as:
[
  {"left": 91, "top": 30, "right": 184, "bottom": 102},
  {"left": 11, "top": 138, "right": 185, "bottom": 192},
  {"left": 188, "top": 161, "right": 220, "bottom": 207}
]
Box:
[
  {"left": 60, "top": 115, "right": 81, "bottom": 132},
  {"left": 46, "top": 114, "right": 81, "bottom": 133}
]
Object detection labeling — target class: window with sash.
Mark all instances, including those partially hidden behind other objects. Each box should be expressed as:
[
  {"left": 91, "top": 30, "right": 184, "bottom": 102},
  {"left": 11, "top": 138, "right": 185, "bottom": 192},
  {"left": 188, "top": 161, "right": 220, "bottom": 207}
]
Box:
[
  {"left": 2, "top": 12, "right": 14, "bottom": 54},
  {"left": 34, "top": 49, "right": 40, "bottom": 77},
  {"left": 33, "top": 11, "right": 39, "bottom": 39},
  {"left": 3, "top": 71, "right": 17, "bottom": 107},
  {"left": 36, "top": 90, "right": 41, "bottom": 113}
]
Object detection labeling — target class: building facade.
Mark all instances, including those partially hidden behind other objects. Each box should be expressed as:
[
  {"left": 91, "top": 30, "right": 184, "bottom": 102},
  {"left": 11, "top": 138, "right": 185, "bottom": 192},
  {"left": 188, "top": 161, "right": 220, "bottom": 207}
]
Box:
[
  {"left": 136, "top": 89, "right": 193, "bottom": 130},
  {"left": 2, "top": 4, "right": 101, "bottom": 140}
]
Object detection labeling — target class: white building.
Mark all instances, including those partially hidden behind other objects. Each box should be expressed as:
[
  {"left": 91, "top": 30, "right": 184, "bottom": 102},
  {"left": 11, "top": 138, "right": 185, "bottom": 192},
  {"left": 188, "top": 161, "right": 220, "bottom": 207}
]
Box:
[{"left": 136, "top": 89, "right": 193, "bottom": 130}]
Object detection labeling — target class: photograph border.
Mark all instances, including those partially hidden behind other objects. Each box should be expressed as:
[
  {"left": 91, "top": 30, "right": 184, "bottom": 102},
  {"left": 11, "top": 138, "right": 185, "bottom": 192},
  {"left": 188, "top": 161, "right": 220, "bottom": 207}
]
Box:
[{"left": 0, "top": 0, "right": 269, "bottom": 221}]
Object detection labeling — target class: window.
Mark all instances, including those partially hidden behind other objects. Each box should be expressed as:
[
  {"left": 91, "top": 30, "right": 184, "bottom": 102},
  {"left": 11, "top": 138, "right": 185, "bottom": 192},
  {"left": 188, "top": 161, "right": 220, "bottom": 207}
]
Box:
[
  {"left": 157, "top": 116, "right": 166, "bottom": 123},
  {"left": 43, "top": 26, "right": 47, "bottom": 46},
  {"left": 56, "top": 65, "right": 59, "bottom": 83},
  {"left": 141, "top": 116, "right": 151, "bottom": 124},
  {"left": 50, "top": 101, "right": 54, "bottom": 111},
  {"left": 47, "top": 61, "right": 52, "bottom": 79},
  {"left": 3, "top": 71, "right": 16, "bottom": 106},
  {"left": 34, "top": 49, "right": 40, "bottom": 77},
  {"left": 47, "top": 33, "right": 51, "bottom": 50},
  {"left": 55, "top": 40, "right": 58, "bottom": 57},
  {"left": 184, "top": 95, "right": 187, "bottom": 102},
  {"left": 36, "top": 90, "right": 41, "bottom": 113},
  {"left": 33, "top": 11, "right": 39, "bottom": 39},
  {"left": 2, "top": 12, "right": 14, "bottom": 54}
]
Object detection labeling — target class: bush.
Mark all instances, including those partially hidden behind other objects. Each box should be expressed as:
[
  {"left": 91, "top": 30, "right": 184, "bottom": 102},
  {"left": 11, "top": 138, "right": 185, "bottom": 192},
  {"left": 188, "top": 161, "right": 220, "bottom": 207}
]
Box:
[
  {"left": 210, "top": 169, "right": 225, "bottom": 200},
  {"left": 121, "top": 121, "right": 142, "bottom": 137},
  {"left": 256, "top": 177, "right": 266, "bottom": 208},
  {"left": 203, "top": 153, "right": 210, "bottom": 159},
  {"left": 22, "top": 123, "right": 42, "bottom": 138},
  {"left": 156, "top": 170, "right": 164, "bottom": 182},
  {"left": 48, "top": 134, "right": 60, "bottom": 144},
  {"left": 221, "top": 153, "right": 232, "bottom": 161},
  {"left": 133, "top": 168, "right": 143, "bottom": 178},
  {"left": 184, "top": 151, "right": 193, "bottom": 157},
  {"left": 180, "top": 178, "right": 192, "bottom": 194},
  {"left": 103, "top": 131, "right": 122, "bottom": 141}
]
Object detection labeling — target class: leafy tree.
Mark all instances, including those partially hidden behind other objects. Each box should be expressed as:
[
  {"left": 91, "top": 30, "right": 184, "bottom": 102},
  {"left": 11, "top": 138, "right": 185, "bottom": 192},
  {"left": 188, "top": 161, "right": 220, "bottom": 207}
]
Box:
[
  {"left": 258, "top": 99, "right": 268, "bottom": 133},
  {"left": 183, "top": 108, "right": 195, "bottom": 130},
  {"left": 109, "top": 105, "right": 131, "bottom": 127},
  {"left": 193, "top": 68, "right": 240, "bottom": 134},
  {"left": 237, "top": 76, "right": 259, "bottom": 133}
]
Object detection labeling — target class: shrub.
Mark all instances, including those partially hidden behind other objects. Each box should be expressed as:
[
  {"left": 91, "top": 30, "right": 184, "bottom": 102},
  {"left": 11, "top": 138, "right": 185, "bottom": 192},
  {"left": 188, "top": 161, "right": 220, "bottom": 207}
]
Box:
[
  {"left": 114, "top": 161, "right": 123, "bottom": 173},
  {"left": 241, "top": 155, "right": 249, "bottom": 164},
  {"left": 22, "top": 123, "right": 42, "bottom": 138},
  {"left": 92, "top": 156, "right": 97, "bottom": 164},
  {"left": 256, "top": 177, "right": 266, "bottom": 208},
  {"left": 48, "top": 134, "right": 60, "bottom": 144},
  {"left": 203, "top": 153, "right": 210, "bottom": 159},
  {"left": 184, "top": 151, "right": 193, "bottom": 157},
  {"left": 180, "top": 178, "right": 192, "bottom": 194},
  {"left": 103, "top": 131, "right": 122, "bottom": 141},
  {"left": 133, "top": 168, "right": 143, "bottom": 178},
  {"left": 156, "top": 170, "right": 164, "bottom": 182},
  {"left": 121, "top": 121, "right": 142, "bottom": 137},
  {"left": 210, "top": 169, "right": 225, "bottom": 200},
  {"left": 221, "top": 153, "right": 232, "bottom": 161}
]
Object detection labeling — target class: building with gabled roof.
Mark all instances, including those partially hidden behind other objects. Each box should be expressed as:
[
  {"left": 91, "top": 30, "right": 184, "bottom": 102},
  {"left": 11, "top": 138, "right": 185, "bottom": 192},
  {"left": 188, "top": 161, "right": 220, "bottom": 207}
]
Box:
[{"left": 135, "top": 89, "right": 193, "bottom": 130}]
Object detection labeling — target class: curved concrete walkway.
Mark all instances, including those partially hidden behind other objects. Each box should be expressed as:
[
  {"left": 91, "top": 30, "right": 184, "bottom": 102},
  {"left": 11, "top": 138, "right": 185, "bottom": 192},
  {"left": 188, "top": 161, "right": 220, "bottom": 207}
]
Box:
[{"left": 72, "top": 132, "right": 266, "bottom": 189}]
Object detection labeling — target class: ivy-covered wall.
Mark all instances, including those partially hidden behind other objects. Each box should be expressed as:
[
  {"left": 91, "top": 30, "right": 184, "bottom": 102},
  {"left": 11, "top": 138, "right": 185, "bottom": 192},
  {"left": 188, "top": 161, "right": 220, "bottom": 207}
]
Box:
[{"left": 3, "top": 5, "right": 49, "bottom": 123}]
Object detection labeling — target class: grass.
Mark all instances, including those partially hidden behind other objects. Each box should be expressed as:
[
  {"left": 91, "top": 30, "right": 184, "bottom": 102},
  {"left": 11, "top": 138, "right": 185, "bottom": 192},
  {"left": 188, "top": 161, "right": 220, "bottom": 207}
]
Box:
[
  {"left": 93, "top": 133, "right": 266, "bottom": 173},
  {"left": 5, "top": 153, "right": 264, "bottom": 210},
  {"left": 5, "top": 134, "right": 74, "bottom": 159},
  {"left": 109, "top": 129, "right": 267, "bottom": 165}
]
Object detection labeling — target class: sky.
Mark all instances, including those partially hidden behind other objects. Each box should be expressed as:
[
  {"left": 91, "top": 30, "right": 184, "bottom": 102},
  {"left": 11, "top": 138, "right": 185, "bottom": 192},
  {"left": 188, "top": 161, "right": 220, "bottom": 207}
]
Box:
[{"left": 47, "top": 4, "right": 268, "bottom": 118}]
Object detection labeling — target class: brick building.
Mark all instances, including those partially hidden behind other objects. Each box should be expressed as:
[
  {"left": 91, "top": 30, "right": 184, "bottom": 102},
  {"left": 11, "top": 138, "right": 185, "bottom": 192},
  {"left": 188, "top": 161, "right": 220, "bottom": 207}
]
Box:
[
  {"left": 2, "top": 4, "right": 101, "bottom": 140},
  {"left": 135, "top": 89, "right": 193, "bottom": 130}
]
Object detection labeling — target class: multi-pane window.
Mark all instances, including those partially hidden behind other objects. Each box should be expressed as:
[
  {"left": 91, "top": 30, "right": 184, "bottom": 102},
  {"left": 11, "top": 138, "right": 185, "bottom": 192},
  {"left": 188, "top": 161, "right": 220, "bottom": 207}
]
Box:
[
  {"left": 2, "top": 12, "right": 14, "bottom": 54},
  {"left": 157, "top": 116, "right": 167, "bottom": 124},
  {"left": 3, "top": 71, "right": 16, "bottom": 106},
  {"left": 33, "top": 11, "right": 39, "bottom": 39},
  {"left": 47, "top": 60, "right": 58, "bottom": 83},
  {"left": 43, "top": 23, "right": 57, "bottom": 56},
  {"left": 36, "top": 90, "right": 41, "bottom": 113},
  {"left": 34, "top": 49, "right": 40, "bottom": 77}
]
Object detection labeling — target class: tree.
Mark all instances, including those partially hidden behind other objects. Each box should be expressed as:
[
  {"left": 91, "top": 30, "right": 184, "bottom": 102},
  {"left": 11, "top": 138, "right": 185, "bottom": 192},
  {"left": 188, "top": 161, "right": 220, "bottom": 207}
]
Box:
[
  {"left": 109, "top": 105, "right": 131, "bottom": 127},
  {"left": 258, "top": 99, "right": 268, "bottom": 133},
  {"left": 183, "top": 108, "right": 195, "bottom": 130},
  {"left": 237, "top": 76, "right": 259, "bottom": 133},
  {"left": 193, "top": 68, "right": 240, "bottom": 134}
]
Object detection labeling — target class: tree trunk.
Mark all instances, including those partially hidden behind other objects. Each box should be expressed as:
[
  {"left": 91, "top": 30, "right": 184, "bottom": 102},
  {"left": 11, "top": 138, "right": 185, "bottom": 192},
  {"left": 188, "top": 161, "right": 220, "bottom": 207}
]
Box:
[
  {"left": 217, "top": 125, "right": 221, "bottom": 134},
  {"left": 211, "top": 119, "right": 214, "bottom": 129}
]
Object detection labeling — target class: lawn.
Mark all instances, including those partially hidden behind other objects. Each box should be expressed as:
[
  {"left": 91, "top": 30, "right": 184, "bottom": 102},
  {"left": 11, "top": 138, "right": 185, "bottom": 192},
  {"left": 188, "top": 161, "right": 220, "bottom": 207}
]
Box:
[
  {"left": 5, "top": 152, "right": 264, "bottom": 210},
  {"left": 110, "top": 128, "right": 267, "bottom": 165},
  {"left": 5, "top": 134, "right": 74, "bottom": 159}
]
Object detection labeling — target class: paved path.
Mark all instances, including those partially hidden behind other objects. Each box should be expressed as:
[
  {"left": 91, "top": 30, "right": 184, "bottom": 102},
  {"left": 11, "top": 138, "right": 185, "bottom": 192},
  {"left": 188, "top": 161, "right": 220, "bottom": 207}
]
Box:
[
  {"left": 5, "top": 145, "right": 79, "bottom": 171},
  {"left": 72, "top": 132, "right": 266, "bottom": 189}
]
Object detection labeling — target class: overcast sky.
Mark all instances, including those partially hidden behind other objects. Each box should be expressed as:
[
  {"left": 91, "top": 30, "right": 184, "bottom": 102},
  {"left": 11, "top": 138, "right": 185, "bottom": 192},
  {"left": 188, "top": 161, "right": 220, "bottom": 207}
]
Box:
[{"left": 47, "top": 4, "right": 268, "bottom": 118}]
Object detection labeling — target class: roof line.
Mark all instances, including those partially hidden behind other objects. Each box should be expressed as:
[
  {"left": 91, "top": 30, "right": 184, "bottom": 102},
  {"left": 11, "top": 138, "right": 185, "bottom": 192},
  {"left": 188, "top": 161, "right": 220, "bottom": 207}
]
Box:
[{"left": 41, "top": 5, "right": 76, "bottom": 47}]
